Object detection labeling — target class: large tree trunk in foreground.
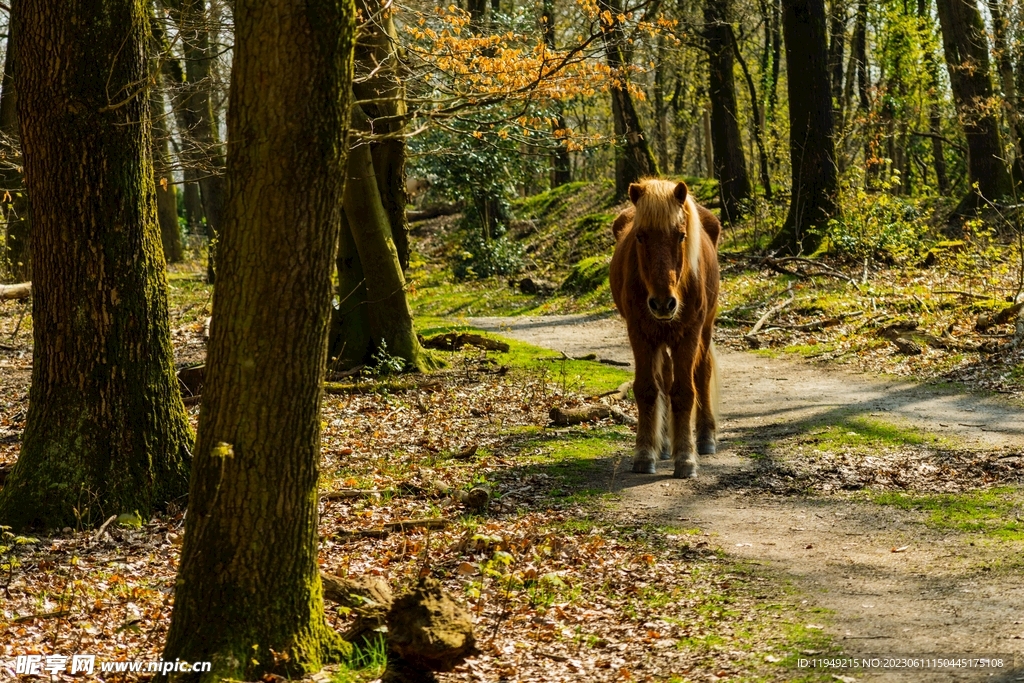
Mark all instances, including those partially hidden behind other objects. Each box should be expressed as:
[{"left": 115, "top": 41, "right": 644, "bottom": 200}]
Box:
[
  {"left": 0, "top": 24, "right": 30, "bottom": 282},
  {"left": 705, "top": 0, "right": 751, "bottom": 222},
  {"left": 161, "top": 1, "right": 355, "bottom": 679},
  {"left": 599, "top": 0, "right": 658, "bottom": 198},
  {"left": 770, "top": 0, "right": 837, "bottom": 255},
  {"left": 935, "top": 0, "right": 1012, "bottom": 207},
  {"left": 0, "top": 0, "right": 192, "bottom": 530}
]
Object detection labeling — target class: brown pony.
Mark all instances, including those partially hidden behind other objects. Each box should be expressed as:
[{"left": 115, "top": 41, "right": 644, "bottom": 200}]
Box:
[{"left": 609, "top": 179, "right": 721, "bottom": 478}]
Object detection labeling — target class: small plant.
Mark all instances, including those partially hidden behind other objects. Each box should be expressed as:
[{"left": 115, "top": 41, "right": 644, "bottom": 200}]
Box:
[{"left": 368, "top": 340, "right": 405, "bottom": 376}]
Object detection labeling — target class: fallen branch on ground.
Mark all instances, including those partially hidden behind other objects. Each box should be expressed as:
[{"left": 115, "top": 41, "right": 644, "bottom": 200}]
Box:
[
  {"left": 419, "top": 332, "right": 509, "bottom": 353},
  {"left": 597, "top": 380, "right": 633, "bottom": 401},
  {"left": 745, "top": 284, "right": 794, "bottom": 347},
  {"left": 549, "top": 404, "right": 636, "bottom": 426},
  {"left": 0, "top": 282, "right": 30, "bottom": 300},
  {"left": 976, "top": 301, "right": 1024, "bottom": 332}
]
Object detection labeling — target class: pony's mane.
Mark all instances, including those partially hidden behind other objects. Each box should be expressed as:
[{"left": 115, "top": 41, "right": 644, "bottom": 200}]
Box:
[{"left": 633, "top": 178, "right": 702, "bottom": 276}]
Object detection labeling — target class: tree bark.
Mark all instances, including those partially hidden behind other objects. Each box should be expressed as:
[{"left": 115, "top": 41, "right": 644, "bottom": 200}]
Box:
[
  {"left": 704, "top": 0, "right": 751, "bottom": 221},
  {"left": 827, "top": 0, "right": 846, "bottom": 122},
  {"left": 918, "top": 0, "right": 950, "bottom": 194},
  {"left": 600, "top": 0, "right": 658, "bottom": 198},
  {"left": 353, "top": 0, "right": 411, "bottom": 270},
  {"left": 342, "top": 106, "right": 431, "bottom": 373},
  {"left": 161, "top": 0, "right": 356, "bottom": 678},
  {"left": 151, "top": 75, "right": 184, "bottom": 264},
  {"left": 0, "top": 0, "right": 192, "bottom": 530},
  {"left": 329, "top": 212, "right": 371, "bottom": 369},
  {"left": 986, "top": 0, "right": 1024, "bottom": 181},
  {"left": 935, "top": 0, "right": 1012, "bottom": 205},
  {"left": 543, "top": 0, "right": 572, "bottom": 187},
  {"left": 770, "top": 0, "right": 838, "bottom": 255},
  {"left": 0, "top": 20, "right": 30, "bottom": 282}
]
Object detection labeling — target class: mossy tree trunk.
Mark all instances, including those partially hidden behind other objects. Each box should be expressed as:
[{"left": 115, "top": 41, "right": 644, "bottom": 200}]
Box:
[
  {"left": 161, "top": 0, "right": 356, "bottom": 679},
  {"left": 353, "top": 0, "right": 412, "bottom": 270},
  {"left": 769, "top": 0, "right": 838, "bottom": 255},
  {"left": 0, "top": 21, "right": 30, "bottom": 282},
  {"left": 328, "top": 213, "right": 371, "bottom": 369},
  {"left": 340, "top": 106, "right": 431, "bottom": 373},
  {"left": 0, "top": 0, "right": 192, "bottom": 530},
  {"left": 151, "top": 78, "right": 184, "bottom": 264}
]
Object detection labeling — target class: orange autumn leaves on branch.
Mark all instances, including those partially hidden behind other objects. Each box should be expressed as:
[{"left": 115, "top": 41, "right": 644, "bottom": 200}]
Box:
[{"left": 393, "top": 2, "right": 679, "bottom": 150}]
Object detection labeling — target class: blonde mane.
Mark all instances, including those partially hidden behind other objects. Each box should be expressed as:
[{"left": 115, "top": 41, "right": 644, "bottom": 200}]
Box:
[{"left": 632, "top": 179, "right": 702, "bottom": 276}]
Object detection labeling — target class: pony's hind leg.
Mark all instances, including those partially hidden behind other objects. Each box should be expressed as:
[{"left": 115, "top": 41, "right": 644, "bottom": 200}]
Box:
[
  {"left": 630, "top": 340, "right": 664, "bottom": 474},
  {"left": 695, "top": 342, "right": 718, "bottom": 456}
]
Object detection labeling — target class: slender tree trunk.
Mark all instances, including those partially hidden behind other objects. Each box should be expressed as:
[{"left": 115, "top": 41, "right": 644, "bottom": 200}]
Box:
[
  {"left": 702, "top": 104, "right": 714, "bottom": 177},
  {"left": 935, "top": 0, "right": 1011, "bottom": 206},
  {"left": 161, "top": 0, "right": 356, "bottom": 678},
  {"left": 342, "top": 106, "right": 431, "bottom": 372},
  {"left": 600, "top": 0, "right": 658, "bottom": 197},
  {"left": 918, "top": 0, "right": 950, "bottom": 194},
  {"left": 770, "top": 0, "right": 838, "bottom": 255},
  {"left": 151, "top": 84, "right": 184, "bottom": 264},
  {"left": 543, "top": 0, "right": 572, "bottom": 186},
  {"left": 329, "top": 212, "right": 371, "bottom": 369},
  {"left": 653, "top": 36, "right": 671, "bottom": 174},
  {"left": 0, "top": 22, "right": 30, "bottom": 282},
  {"left": 828, "top": 0, "right": 846, "bottom": 121},
  {"left": 182, "top": 173, "right": 204, "bottom": 235},
  {"left": 986, "top": 0, "right": 1024, "bottom": 181},
  {"left": 704, "top": 0, "right": 751, "bottom": 221},
  {"left": 852, "top": 0, "right": 869, "bottom": 111},
  {"left": 729, "top": 25, "right": 773, "bottom": 199},
  {"left": 0, "top": 0, "right": 192, "bottom": 530},
  {"left": 160, "top": 0, "right": 227, "bottom": 281}
]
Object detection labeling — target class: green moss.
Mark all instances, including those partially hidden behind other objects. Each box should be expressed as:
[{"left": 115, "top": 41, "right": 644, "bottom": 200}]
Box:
[
  {"left": 872, "top": 487, "right": 1024, "bottom": 540},
  {"left": 797, "top": 415, "right": 938, "bottom": 450},
  {"left": 561, "top": 254, "right": 612, "bottom": 294}
]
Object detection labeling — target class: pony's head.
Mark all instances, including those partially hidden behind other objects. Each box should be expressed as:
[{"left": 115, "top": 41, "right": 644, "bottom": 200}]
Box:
[{"left": 628, "top": 179, "right": 702, "bottom": 321}]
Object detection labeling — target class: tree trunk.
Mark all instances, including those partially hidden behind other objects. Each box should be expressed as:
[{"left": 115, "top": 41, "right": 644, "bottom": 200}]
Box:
[
  {"left": 342, "top": 106, "right": 431, "bottom": 373},
  {"left": 543, "top": 0, "right": 572, "bottom": 187},
  {"left": 935, "top": 0, "right": 1012, "bottom": 206},
  {"left": 918, "top": 0, "right": 950, "bottom": 194},
  {"left": 182, "top": 173, "right": 204, "bottom": 235},
  {"left": 151, "top": 75, "right": 184, "bottom": 264},
  {"left": 353, "top": 0, "right": 411, "bottom": 270},
  {"left": 329, "top": 212, "right": 372, "bottom": 369},
  {"left": 704, "top": 0, "right": 751, "bottom": 222},
  {"left": 770, "top": 0, "right": 838, "bottom": 255},
  {"left": 827, "top": 0, "right": 846, "bottom": 122},
  {"left": 728, "top": 23, "right": 773, "bottom": 199},
  {"left": 0, "top": 0, "right": 192, "bottom": 530},
  {"left": 852, "top": 0, "right": 869, "bottom": 112},
  {"left": 161, "top": 0, "right": 356, "bottom": 678},
  {"left": 159, "top": 0, "right": 227, "bottom": 281},
  {"left": 986, "top": 0, "right": 1024, "bottom": 182},
  {"left": 0, "top": 22, "right": 30, "bottom": 282},
  {"left": 600, "top": 0, "right": 658, "bottom": 198}
]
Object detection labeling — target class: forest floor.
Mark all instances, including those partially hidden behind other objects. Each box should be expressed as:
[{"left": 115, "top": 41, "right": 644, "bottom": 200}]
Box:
[{"left": 471, "top": 313, "right": 1024, "bottom": 682}]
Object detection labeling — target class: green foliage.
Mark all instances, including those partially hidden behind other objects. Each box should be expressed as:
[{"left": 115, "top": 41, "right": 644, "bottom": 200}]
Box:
[
  {"left": 560, "top": 255, "right": 611, "bottom": 293},
  {"left": 368, "top": 340, "right": 406, "bottom": 376},
  {"left": 452, "top": 231, "right": 525, "bottom": 280},
  {"left": 819, "top": 167, "right": 927, "bottom": 262}
]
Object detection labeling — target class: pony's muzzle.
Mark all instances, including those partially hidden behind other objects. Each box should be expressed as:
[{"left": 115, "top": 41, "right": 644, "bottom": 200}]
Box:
[{"left": 647, "top": 296, "right": 678, "bottom": 319}]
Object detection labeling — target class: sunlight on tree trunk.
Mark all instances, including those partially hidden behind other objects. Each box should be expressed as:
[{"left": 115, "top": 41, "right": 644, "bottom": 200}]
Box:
[
  {"left": 0, "top": 0, "right": 192, "bottom": 530},
  {"left": 161, "top": 0, "right": 356, "bottom": 679}
]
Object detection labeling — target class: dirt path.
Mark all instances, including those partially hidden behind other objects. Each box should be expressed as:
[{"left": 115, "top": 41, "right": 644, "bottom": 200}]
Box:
[{"left": 472, "top": 314, "right": 1024, "bottom": 682}]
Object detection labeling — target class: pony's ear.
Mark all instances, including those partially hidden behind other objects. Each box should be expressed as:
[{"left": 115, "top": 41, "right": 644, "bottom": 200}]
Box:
[
  {"left": 628, "top": 183, "right": 645, "bottom": 205},
  {"left": 673, "top": 181, "right": 689, "bottom": 204}
]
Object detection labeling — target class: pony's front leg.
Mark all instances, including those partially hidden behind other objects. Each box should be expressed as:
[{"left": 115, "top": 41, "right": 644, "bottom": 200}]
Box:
[
  {"left": 669, "top": 339, "right": 700, "bottom": 478},
  {"left": 630, "top": 339, "right": 664, "bottom": 474}
]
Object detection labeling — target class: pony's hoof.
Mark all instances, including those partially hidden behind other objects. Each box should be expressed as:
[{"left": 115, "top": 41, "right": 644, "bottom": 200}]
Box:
[
  {"left": 697, "top": 440, "right": 717, "bottom": 456},
  {"left": 659, "top": 448, "right": 673, "bottom": 461},
  {"left": 673, "top": 461, "right": 698, "bottom": 479},
  {"left": 632, "top": 459, "right": 657, "bottom": 474}
]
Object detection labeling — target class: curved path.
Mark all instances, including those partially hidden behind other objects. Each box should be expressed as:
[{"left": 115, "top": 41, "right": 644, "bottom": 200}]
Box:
[{"left": 472, "top": 314, "right": 1024, "bottom": 682}]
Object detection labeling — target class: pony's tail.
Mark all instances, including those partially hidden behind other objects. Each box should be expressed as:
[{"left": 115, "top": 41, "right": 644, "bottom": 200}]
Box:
[{"left": 708, "top": 342, "right": 720, "bottom": 420}]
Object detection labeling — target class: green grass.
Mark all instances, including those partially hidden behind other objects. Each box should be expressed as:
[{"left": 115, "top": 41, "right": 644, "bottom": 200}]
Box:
[
  {"left": 873, "top": 487, "right": 1024, "bottom": 540},
  {"left": 795, "top": 415, "right": 941, "bottom": 450},
  {"left": 416, "top": 318, "right": 633, "bottom": 397}
]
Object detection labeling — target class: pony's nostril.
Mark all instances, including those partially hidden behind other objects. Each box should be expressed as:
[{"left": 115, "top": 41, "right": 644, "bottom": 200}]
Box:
[
  {"left": 648, "top": 297, "right": 658, "bottom": 312},
  {"left": 666, "top": 297, "right": 678, "bottom": 312}
]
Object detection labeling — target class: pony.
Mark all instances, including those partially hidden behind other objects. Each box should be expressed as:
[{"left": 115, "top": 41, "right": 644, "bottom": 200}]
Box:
[{"left": 609, "top": 178, "right": 721, "bottom": 478}]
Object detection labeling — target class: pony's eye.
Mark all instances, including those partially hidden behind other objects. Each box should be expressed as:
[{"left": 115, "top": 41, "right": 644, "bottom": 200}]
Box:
[{"left": 636, "top": 233, "right": 645, "bottom": 245}]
